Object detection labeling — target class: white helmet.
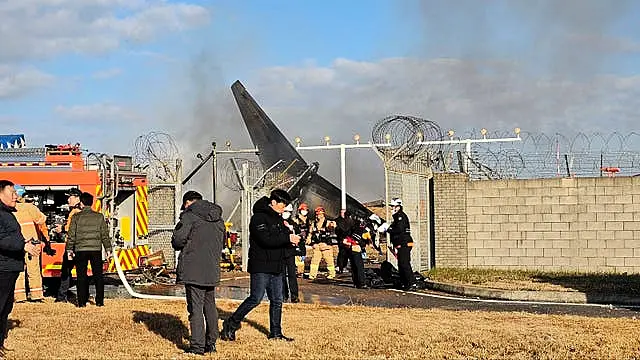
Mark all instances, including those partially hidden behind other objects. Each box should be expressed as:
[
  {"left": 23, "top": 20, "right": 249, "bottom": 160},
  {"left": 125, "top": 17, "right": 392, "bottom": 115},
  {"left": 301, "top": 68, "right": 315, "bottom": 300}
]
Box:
[
  {"left": 389, "top": 198, "right": 403, "bottom": 207},
  {"left": 369, "top": 214, "right": 382, "bottom": 224}
]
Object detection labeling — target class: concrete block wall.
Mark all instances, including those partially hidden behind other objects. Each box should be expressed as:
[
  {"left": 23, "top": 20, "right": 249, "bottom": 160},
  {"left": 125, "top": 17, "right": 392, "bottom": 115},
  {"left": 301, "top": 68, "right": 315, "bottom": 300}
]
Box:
[
  {"left": 433, "top": 173, "right": 468, "bottom": 267},
  {"left": 465, "top": 176, "right": 640, "bottom": 273}
]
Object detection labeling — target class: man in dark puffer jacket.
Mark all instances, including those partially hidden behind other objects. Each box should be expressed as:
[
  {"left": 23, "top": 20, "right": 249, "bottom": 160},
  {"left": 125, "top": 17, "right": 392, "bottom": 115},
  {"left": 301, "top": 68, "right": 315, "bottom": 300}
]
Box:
[
  {"left": 221, "top": 189, "right": 300, "bottom": 342},
  {"left": 0, "top": 180, "right": 40, "bottom": 356},
  {"left": 172, "top": 191, "right": 224, "bottom": 355}
]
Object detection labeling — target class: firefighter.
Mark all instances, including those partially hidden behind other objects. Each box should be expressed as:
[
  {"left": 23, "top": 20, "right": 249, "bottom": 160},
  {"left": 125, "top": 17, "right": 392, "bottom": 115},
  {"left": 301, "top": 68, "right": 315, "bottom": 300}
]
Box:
[
  {"left": 335, "top": 209, "right": 352, "bottom": 274},
  {"left": 13, "top": 185, "right": 49, "bottom": 302},
  {"left": 378, "top": 198, "right": 414, "bottom": 290},
  {"left": 281, "top": 205, "right": 299, "bottom": 303},
  {"left": 55, "top": 188, "right": 83, "bottom": 303},
  {"left": 338, "top": 210, "right": 367, "bottom": 289},
  {"left": 292, "top": 203, "right": 310, "bottom": 275},
  {"left": 308, "top": 207, "right": 336, "bottom": 280}
]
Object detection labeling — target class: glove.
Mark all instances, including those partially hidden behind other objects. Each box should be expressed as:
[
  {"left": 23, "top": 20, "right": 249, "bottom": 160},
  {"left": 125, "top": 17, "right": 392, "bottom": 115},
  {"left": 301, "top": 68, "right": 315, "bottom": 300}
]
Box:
[{"left": 377, "top": 222, "right": 390, "bottom": 233}]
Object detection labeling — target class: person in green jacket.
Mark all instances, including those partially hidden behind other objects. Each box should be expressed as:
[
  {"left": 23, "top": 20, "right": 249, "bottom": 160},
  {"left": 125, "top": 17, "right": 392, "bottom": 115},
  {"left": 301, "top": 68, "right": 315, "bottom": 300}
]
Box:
[{"left": 66, "top": 192, "right": 112, "bottom": 308}]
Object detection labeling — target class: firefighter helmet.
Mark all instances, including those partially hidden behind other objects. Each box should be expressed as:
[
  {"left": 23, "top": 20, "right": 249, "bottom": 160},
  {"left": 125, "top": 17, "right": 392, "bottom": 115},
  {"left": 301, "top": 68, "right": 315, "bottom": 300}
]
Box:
[{"left": 389, "top": 198, "right": 403, "bottom": 207}]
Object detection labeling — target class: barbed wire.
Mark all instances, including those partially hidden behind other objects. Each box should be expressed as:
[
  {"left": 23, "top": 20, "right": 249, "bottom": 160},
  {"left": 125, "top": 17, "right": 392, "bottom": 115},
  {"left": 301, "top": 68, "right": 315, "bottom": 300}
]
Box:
[
  {"left": 439, "top": 130, "right": 640, "bottom": 179},
  {"left": 133, "top": 132, "right": 180, "bottom": 183}
]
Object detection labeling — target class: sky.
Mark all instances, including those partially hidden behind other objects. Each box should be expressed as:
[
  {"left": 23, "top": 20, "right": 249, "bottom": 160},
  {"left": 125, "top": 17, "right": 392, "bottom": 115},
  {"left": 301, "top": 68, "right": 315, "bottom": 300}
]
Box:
[{"left": 2, "top": 0, "right": 640, "bottom": 206}]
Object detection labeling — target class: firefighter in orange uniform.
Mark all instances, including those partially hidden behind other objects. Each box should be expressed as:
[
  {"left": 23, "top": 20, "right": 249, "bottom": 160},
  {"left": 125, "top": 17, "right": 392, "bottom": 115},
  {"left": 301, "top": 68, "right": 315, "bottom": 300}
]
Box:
[
  {"left": 55, "top": 188, "right": 83, "bottom": 303},
  {"left": 308, "top": 207, "right": 337, "bottom": 280},
  {"left": 13, "top": 185, "right": 49, "bottom": 302}
]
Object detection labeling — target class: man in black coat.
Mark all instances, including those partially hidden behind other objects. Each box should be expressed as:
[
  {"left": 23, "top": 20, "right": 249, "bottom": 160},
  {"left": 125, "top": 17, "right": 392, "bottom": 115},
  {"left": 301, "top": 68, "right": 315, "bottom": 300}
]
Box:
[
  {"left": 221, "top": 189, "right": 300, "bottom": 342},
  {"left": 0, "top": 180, "right": 40, "bottom": 356},
  {"left": 172, "top": 191, "right": 225, "bottom": 355}
]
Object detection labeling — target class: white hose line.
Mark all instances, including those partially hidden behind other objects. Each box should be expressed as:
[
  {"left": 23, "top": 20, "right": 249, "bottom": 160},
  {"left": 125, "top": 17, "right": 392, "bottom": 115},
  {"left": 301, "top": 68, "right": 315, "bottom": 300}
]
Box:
[
  {"left": 112, "top": 252, "right": 185, "bottom": 301},
  {"left": 387, "top": 288, "right": 640, "bottom": 309}
]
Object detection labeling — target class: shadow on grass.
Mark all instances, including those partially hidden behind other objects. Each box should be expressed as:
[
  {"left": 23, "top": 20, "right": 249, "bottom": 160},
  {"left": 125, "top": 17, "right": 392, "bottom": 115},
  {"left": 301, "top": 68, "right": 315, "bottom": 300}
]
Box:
[
  {"left": 132, "top": 307, "right": 270, "bottom": 349},
  {"left": 217, "top": 307, "right": 270, "bottom": 337},
  {"left": 133, "top": 311, "right": 189, "bottom": 349},
  {"left": 533, "top": 273, "right": 640, "bottom": 298}
]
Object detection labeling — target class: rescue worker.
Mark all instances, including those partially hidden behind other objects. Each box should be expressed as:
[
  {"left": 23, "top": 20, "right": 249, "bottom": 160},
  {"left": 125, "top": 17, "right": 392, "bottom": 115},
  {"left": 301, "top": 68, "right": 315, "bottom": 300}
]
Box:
[
  {"left": 291, "top": 203, "right": 310, "bottom": 275},
  {"left": 378, "top": 198, "right": 414, "bottom": 290},
  {"left": 13, "top": 185, "right": 49, "bottom": 302},
  {"left": 0, "top": 180, "right": 40, "bottom": 357},
  {"left": 337, "top": 209, "right": 367, "bottom": 289},
  {"left": 171, "top": 190, "right": 224, "bottom": 355},
  {"left": 221, "top": 189, "right": 300, "bottom": 342},
  {"left": 335, "top": 208, "right": 352, "bottom": 274},
  {"left": 307, "top": 206, "right": 336, "bottom": 280},
  {"left": 281, "top": 205, "right": 299, "bottom": 303},
  {"left": 66, "top": 192, "right": 112, "bottom": 307},
  {"left": 55, "top": 188, "right": 83, "bottom": 303}
]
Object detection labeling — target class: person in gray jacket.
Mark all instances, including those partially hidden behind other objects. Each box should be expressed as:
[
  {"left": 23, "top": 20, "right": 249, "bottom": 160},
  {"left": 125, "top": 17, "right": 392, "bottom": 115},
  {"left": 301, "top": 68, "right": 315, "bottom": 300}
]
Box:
[
  {"left": 172, "top": 191, "right": 224, "bottom": 355},
  {"left": 66, "top": 192, "right": 112, "bottom": 308}
]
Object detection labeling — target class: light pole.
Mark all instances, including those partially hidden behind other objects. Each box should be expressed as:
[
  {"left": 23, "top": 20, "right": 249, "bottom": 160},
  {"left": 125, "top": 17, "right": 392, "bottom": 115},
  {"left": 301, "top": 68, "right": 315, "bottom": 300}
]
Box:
[
  {"left": 293, "top": 134, "right": 391, "bottom": 210},
  {"left": 417, "top": 128, "right": 522, "bottom": 173}
]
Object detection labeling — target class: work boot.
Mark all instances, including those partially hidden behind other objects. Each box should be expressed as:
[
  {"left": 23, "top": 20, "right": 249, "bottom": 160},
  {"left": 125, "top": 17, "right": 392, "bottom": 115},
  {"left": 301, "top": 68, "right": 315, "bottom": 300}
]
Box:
[
  {"left": 220, "top": 320, "right": 239, "bottom": 341},
  {"left": 291, "top": 296, "right": 300, "bottom": 303},
  {"left": 204, "top": 344, "right": 217, "bottom": 353},
  {"left": 268, "top": 334, "right": 294, "bottom": 342}
]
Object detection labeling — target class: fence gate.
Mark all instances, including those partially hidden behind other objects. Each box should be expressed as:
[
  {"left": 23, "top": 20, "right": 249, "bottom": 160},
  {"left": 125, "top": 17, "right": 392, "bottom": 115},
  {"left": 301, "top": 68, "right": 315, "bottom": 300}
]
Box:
[{"left": 383, "top": 159, "right": 433, "bottom": 272}]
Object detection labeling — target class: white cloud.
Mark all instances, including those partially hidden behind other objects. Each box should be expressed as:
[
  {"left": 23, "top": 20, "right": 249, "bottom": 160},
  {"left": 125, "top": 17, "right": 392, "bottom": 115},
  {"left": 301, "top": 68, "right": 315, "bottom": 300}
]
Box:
[
  {"left": 0, "top": 1, "right": 211, "bottom": 63},
  {"left": 0, "top": 65, "right": 55, "bottom": 99},
  {"left": 55, "top": 102, "right": 140, "bottom": 122},
  {"left": 91, "top": 68, "right": 122, "bottom": 79}
]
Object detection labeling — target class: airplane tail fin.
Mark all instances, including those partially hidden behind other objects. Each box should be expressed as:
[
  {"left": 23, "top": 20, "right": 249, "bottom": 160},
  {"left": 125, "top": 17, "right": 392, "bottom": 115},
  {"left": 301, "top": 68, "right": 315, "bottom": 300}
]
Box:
[{"left": 231, "top": 80, "right": 308, "bottom": 179}]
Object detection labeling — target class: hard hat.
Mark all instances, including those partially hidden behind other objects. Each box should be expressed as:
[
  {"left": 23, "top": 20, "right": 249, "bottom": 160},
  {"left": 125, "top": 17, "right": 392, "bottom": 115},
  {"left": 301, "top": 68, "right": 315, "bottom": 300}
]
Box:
[
  {"left": 389, "top": 198, "right": 403, "bottom": 207},
  {"left": 14, "top": 185, "right": 26, "bottom": 197},
  {"left": 314, "top": 206, "right": 325, "bottom": 214},
  {"left": 284, "top": 204, "right": 293, "bottom": 212},
  {"left": 298, "top": 203, "right": 309, "bottom": 211}
]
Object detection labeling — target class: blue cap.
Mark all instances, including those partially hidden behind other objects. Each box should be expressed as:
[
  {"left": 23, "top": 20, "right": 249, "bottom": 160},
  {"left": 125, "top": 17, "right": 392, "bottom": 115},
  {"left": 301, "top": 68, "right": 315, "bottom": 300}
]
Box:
[{"left": 14, "top": 185, "right": 26, "bottom": 197}]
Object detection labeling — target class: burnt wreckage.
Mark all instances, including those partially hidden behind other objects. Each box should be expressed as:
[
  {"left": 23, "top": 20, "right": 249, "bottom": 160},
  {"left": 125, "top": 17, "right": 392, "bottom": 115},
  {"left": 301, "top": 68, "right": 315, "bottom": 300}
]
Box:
[{"left": 231, "top": 80, "right": 374, "bottom": 220}]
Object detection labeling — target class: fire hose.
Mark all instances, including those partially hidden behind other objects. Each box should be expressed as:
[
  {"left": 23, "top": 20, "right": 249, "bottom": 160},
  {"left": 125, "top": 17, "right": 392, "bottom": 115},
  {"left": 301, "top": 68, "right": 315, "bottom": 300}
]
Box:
[{"left": 111, "top": 249, "right": 185, "bottom": 301}]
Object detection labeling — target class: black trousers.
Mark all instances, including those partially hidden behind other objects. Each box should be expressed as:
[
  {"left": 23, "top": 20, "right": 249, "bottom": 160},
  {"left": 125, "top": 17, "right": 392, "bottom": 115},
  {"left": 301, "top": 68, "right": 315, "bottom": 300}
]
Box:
[
  {"left": 337, "top": 245, "right": 349, "bottom": 272},
  {"left": 349, "top": 250, "right": 366, "bottom": 288},
  {"left": 75, "top": 251, "right": 104, "bottom": 306},
  {"left": 282, "top": 256, "right": 298, "bottom": 300},
  {"left": 0, "top": 271, "right": 19, "bottom": 348},
  {"left": 185, "top": 284, "right": 218, "bottom": 351},
  {"left": 57, "top": 255, "right": 75, "bottom": 301},
  {"left": 397, "top": 246, "right": 414, "bottom": 289}
]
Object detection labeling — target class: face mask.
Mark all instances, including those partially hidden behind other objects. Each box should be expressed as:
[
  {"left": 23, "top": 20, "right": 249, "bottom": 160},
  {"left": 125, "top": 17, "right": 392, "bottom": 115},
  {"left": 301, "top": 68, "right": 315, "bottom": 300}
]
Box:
[
  {"left": 282, "top": 212, "right": 291, "bottom": 219},
  {"left": 300, "top": 210, "right": 308, "bottom": 216}
]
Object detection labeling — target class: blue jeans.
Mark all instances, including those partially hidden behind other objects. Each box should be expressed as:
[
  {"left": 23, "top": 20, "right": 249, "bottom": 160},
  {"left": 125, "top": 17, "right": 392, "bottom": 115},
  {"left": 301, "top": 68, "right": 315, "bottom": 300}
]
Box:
[{"left": 228, "top": 272, "right": 284, "bottom": 336}]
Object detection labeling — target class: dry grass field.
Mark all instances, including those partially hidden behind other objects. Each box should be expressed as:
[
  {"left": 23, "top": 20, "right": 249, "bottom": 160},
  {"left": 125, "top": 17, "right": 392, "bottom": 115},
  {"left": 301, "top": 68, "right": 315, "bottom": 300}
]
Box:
[{"left": 4, "top": 298, "right": 640, "bottom": 359}]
